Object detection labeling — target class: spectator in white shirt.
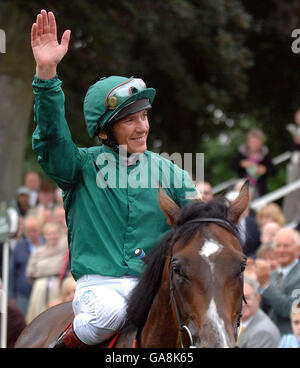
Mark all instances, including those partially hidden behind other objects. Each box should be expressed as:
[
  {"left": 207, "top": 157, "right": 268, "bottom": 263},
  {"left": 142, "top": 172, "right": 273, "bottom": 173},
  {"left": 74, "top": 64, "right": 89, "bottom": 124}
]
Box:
[{"left": 24, "top": 171, "right": 41, "bottom": 208}]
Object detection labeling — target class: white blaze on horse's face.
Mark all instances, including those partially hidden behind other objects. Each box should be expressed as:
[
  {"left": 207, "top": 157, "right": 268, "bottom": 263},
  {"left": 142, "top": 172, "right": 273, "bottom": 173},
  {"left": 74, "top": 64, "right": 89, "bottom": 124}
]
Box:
[
  {"left": 200, "top": 239, "right": 222, "bottom": 257},
  {"left": 199, "top": 239, "right": 223, "bottom": 273},
  {"left": 199, "top": 239, "right": 231, "bottom": 347},
  {"left": 206, "top": 298, "right": 229, "bottom": 348}
]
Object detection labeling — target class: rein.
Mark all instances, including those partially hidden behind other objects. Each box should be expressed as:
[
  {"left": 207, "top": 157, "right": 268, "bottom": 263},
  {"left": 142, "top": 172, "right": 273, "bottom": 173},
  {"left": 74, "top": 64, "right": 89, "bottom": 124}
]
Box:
[{"left": 168, "top": 217, "right": 240, "bottom": 348}]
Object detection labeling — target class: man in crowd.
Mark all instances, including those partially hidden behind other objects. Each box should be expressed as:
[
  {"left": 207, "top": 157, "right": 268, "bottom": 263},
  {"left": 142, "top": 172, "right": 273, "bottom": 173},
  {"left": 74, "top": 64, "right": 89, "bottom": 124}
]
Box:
[
  {"left": 238, "top": 277, "right": 281, "bottom": 348},
  {"left": 24, "top": 171, "right": 41, "bottom": 208},
  {"left": 9, "top": 217, "right": 44, "bottom": 316},
  {"left": 255, "top": 227, "right": 300, "bottom": 335}
]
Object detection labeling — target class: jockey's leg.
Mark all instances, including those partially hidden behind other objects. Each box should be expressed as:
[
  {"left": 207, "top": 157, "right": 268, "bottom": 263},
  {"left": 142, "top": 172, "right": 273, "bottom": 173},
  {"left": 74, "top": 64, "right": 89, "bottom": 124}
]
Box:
[
  {"left": 49, "top": 321, "right": 86, "bottom": 348},
  {"left": 72, "top": 286, "right": 127, "bottom": 345},
  {"left": 50, "top": 275, "right": 138, "bottom": 348}
]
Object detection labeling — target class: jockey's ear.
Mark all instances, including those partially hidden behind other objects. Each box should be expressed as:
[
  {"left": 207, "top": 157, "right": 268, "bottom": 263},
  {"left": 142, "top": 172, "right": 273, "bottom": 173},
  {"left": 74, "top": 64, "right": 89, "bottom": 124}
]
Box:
[
  {"left": 158, "top": 186, "right": 180, "bottom": 227},
  {"left": 98, "top": 130, "right": 107, "bottom": 140},
  {"left": 227, "top": 180, "right": 250, "bottom": 224}
]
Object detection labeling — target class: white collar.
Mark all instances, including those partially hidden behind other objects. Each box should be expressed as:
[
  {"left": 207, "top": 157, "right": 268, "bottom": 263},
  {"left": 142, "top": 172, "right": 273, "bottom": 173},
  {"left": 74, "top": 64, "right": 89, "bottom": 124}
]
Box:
[
  {"left": 241, "top": 313, "right": 256, "bottom": 329},
  {"left": 277, "top": 259, "right": 299, "bottom": 278}
]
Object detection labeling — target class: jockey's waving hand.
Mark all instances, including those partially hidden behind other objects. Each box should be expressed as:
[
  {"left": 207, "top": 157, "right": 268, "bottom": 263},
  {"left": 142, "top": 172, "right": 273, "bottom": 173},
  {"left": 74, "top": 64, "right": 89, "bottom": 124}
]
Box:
[{"left": 31, "top": 10, "right": 70, "bottom": 80}]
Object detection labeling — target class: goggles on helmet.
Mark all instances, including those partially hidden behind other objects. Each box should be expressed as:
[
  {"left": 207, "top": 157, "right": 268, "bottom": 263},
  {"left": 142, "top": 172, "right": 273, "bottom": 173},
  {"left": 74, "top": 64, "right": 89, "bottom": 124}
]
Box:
[{"left": 105, "top": 78, "right": 147, "bottom": 111}]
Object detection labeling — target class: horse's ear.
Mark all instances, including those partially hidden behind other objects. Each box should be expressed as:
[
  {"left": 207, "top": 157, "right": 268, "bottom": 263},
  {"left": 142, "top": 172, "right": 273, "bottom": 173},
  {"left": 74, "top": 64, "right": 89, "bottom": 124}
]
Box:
[
  {"left": 227, "top": 180, "right": 250, "bottom": 224},
  {"left": 158, "top": 186, "right": 180, "bottom": 227}
]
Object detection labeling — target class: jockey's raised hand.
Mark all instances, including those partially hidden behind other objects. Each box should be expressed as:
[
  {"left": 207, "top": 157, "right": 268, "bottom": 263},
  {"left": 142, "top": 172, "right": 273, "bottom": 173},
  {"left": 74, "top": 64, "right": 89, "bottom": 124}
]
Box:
[{"left": 31, "top": 10, "right": 71, "bottom": 79}]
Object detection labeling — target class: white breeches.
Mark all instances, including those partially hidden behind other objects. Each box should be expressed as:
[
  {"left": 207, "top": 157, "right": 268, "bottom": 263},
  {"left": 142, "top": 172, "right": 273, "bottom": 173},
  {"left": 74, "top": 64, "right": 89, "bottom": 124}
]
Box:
[{"left": 72, "top": 274, "right": 138, "bottom": 345}]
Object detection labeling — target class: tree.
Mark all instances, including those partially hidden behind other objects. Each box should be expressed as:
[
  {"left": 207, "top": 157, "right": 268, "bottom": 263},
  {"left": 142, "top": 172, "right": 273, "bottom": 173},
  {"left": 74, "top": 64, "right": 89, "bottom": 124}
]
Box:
[
  {"left": 0, "top": 1, "right": 35, "bottom": 202},
  {"left": 240, "top": 0, "right": 300, "bottom": 156}
]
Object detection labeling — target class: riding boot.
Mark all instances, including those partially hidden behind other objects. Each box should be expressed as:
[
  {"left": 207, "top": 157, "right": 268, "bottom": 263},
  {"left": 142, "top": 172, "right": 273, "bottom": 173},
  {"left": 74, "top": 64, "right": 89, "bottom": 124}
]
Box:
[{"left": 49, "top": 322, "right": 87, "bottom": 348}]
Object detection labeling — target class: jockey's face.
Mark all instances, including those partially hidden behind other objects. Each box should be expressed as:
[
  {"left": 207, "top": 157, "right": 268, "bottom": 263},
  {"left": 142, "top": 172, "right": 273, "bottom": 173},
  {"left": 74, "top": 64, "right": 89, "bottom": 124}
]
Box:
[{"left": 99, "top": 109, "right": 149, "bottom": 154}]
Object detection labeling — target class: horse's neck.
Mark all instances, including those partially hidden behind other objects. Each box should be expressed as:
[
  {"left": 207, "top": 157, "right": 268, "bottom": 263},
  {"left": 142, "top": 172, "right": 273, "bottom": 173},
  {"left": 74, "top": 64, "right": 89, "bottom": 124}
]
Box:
[{"left": 140, "top": 283, "right": 179, "bottom": 348}]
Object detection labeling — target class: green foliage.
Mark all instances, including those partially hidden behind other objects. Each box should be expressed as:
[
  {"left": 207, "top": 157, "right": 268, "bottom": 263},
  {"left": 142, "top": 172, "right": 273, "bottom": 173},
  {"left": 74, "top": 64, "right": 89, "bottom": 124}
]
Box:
[
  {"left": 201, "top": 113, "right": 288, "bottom": 191},
  {"left": 202, "top": 137, "right": 237, "bottom": 186},
  {"left": 240, "top": 0, "right": 300, "bottom": 156},
  {"left": 201, "top": 114, "right": 258, "bottom": 185}
]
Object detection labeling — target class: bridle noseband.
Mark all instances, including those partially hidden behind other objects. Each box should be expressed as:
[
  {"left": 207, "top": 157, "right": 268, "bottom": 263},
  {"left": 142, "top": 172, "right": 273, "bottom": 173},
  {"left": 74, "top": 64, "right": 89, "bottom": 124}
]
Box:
[{"left": 168, "top": 217, "right": 241, "bottom": 348}]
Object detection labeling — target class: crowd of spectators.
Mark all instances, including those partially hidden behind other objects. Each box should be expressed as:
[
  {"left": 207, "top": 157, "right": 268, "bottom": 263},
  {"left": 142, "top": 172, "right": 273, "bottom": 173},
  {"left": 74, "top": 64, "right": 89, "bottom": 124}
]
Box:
[{"left": 0, "top": 171, "right": 76, "bottom": 346}]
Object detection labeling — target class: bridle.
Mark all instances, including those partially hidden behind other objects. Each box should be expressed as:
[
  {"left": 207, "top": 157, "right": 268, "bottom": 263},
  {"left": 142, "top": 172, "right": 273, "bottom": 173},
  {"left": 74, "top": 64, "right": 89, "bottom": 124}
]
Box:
[
  {"left": 169, "top": 257, "right": 196, "bottom": 348},
  {"left": 168, "top": 217, "right": 243, "bottom": 348}
]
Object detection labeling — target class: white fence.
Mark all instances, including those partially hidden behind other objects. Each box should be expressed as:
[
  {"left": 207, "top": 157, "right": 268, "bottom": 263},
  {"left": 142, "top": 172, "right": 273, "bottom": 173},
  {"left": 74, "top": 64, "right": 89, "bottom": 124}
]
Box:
[{"left": 250, "top": 178, "right": 300, "bottom": 211}]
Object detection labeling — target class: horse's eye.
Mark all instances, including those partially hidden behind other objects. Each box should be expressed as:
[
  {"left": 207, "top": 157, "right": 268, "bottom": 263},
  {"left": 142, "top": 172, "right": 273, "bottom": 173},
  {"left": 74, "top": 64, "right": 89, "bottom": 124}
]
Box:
[
  {"left": 240, "top": 258, "right": 247, "bottom": 273},
  {"left": 235, "top": 260, "right": 246, "bottom": 280},
  {"left": 173, "top": 264, "right": 181, "bottom": 275},
  {"left": 172, "top": 261, "right": 184, "bottom": 277}
]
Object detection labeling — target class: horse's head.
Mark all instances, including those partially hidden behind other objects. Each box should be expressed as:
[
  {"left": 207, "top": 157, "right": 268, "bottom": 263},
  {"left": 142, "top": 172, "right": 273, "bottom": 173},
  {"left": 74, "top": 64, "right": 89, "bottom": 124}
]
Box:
[{"left": 158, "top": 181, "right": 249, "bottom": 348}]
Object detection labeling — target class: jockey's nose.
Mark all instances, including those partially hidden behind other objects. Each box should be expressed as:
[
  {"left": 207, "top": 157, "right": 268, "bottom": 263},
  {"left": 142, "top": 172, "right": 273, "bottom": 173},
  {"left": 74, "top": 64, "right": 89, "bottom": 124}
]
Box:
[{"left": 135, "top": 115, "right": 149, "bottom": 132}]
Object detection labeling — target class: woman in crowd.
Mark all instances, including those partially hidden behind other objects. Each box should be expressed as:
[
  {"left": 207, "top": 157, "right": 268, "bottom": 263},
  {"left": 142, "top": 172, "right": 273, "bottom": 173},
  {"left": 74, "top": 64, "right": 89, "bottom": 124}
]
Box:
[
  {"left": 25, "top": 222, "right": 67, "bottom": 323},
  {"left": 256, "top": 203, "right": 285, "bottom": 230},
  {"left": 232, "top": 129, "right": 276, "bottom": 199}
]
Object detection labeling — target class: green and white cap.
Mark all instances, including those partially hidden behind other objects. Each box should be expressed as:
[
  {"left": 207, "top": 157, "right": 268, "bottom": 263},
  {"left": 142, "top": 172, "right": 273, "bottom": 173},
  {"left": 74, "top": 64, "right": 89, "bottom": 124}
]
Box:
[{"left": 84, "top": 76, "right": 156, "bottom": 137}]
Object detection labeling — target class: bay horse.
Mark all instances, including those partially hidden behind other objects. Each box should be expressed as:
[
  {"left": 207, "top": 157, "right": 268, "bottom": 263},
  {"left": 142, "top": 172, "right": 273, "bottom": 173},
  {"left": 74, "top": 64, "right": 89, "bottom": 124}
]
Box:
[{"left": 15, "top": 182, "right": 249, "bottom": 348}]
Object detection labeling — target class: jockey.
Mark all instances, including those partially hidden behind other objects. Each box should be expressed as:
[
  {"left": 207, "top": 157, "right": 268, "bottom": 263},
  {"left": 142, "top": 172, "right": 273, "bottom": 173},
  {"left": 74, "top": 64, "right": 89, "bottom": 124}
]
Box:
[{"left": 31, "top": 10, "right": 199, "bottom": 348}]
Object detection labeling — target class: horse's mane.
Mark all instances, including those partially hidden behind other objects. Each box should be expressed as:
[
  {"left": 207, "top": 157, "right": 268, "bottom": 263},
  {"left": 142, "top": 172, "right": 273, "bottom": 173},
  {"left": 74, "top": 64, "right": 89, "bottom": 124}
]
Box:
[{"left": 121, "top": 197, "right": 238, "bottom": 335}]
